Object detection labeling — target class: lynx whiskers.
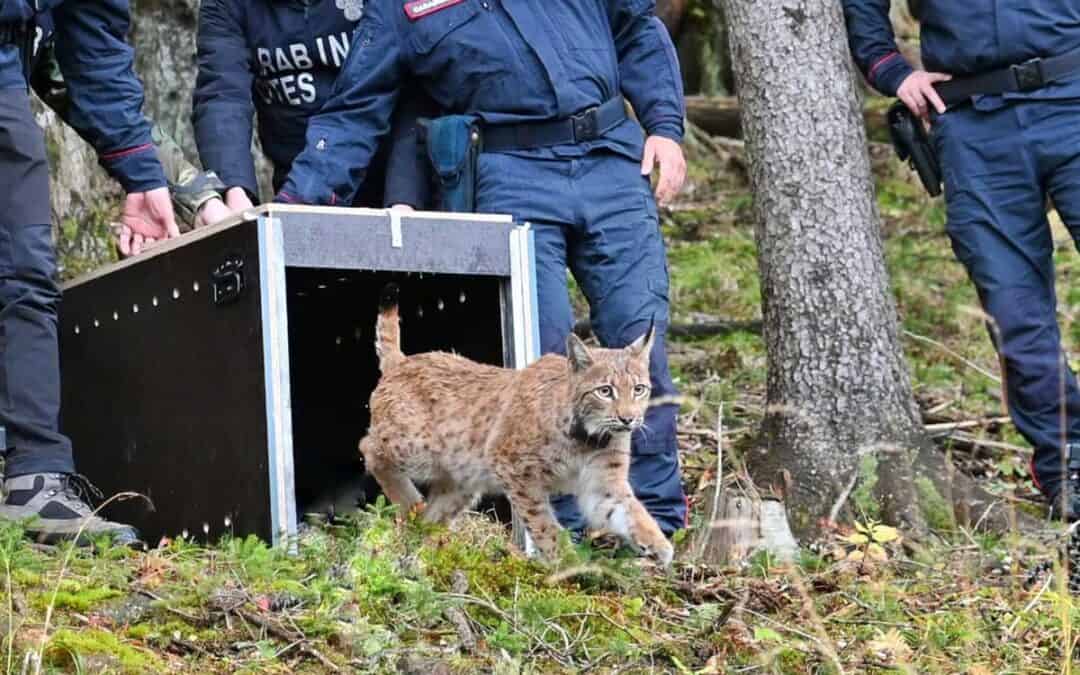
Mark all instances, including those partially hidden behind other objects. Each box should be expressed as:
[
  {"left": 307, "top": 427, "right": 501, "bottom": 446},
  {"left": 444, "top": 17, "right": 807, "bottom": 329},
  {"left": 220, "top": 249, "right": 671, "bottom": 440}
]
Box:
[{"left": 358, "top": 284, "right": 673, "bottom": 565}]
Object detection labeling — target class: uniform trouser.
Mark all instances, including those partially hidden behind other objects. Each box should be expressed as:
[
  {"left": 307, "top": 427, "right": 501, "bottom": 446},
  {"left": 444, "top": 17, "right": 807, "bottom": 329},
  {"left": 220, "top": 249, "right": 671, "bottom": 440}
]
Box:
[
  {"left": 934, "top": 99, "right": 1080, "bottom": 500},
  {"left": 475, "top": 149, "right": 687, "bottom": 535},
  {"left": 0, "top": 86, "right": 74, "bottom": 477}
]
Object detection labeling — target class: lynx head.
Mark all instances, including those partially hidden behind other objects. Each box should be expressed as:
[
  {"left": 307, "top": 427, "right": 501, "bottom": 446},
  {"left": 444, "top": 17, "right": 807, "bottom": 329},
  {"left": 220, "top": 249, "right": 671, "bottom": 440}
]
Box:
[{"left": 565, "top": 323, "right": 655, "bottom": 448}]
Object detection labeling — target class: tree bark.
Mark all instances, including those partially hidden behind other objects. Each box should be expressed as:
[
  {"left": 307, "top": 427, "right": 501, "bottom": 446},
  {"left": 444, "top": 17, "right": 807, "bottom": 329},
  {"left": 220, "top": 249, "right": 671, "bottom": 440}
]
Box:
[{"left": 721, "top": 0, "right": 933, "bottom": 541}]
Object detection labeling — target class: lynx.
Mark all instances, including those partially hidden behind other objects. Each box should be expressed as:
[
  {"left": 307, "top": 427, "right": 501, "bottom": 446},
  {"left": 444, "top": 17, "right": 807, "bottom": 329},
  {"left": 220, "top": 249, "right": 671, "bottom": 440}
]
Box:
[{"left": 359, "top": 284, "right": 674, "bottom": 565}]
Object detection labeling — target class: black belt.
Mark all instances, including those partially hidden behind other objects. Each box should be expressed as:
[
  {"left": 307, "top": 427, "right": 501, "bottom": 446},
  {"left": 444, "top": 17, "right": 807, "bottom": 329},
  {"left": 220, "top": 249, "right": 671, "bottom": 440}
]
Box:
[
  {"left": 935, "top": 48, "right": 1080, "bottom": 107},
  {"left": 482, "top": 97, "right": 626, "bottom": 152}
]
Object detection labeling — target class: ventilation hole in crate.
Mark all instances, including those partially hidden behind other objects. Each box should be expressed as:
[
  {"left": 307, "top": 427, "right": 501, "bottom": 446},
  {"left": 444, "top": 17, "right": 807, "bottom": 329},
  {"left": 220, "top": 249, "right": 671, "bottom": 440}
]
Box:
[
  {"left": 112, "top": 311, "right": 119, "bottom": 321},
  {"left": 193, "top": 281, "right": 200, "bottom": 293},
  {"left": 317, "top": 283, "right": 328, "bottom": 290},
  {"left": 132, "top": 304, "right": 139, "bottom": 314},
  {"left": 152, "top": 296, "right": 159, "bottom": 307},
  {"left": 74, "top": 325, "right": 80, "bottom": 335},
  {"left": 417, "top": 306, "right": 424, "bottom": 319},
  {"left": 459, "top": 291, "right": 467, "bottom": 304},
  {"left": 172, "top": 288, "right": 180, "bottom": 300},
  {"left": 437, "top": 298, "right": 445, "bottom": 311},
  {"left": 93, "top": 319, "right": 100, "bottom": 328},
  {"left": 335, "top": 336, "right": 343, "bottom": 346}
]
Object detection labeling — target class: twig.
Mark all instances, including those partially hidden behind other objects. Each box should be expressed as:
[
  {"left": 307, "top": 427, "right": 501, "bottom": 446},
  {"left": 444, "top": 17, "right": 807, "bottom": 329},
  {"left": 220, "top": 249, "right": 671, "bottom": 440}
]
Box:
[
  {"left": 1006, "top": 574, "right": 1053, "bottom": 637},
  {"left": 697, "top": 403, "right": 725, "bottom": 561},
  {"left": 941, "top": 432, "right": 1030, "bottom": 455},
  {"left": 828, "top": 469, "right": 860, "bottom": 524},
  {"left": 445, "top": 592, "right": 573, "bottom": 667},
  {"left": 903, "top": 330, "right": 1001, "bottom": 383},
  {"left": 136, "top": 588, "right": 207, "bottom": 624},
  {"left": 923, "top": 416, "right": 1011, "bottom": 432},
  {"left": 236, "top": 609, "right": 340, "bottom": 672}
]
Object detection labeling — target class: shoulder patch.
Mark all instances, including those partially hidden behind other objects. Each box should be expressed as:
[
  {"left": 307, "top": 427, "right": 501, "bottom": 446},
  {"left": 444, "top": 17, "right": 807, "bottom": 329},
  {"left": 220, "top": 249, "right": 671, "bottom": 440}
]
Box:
[{"left": 403, "top": 0, "right": 465, "bottom": 21}]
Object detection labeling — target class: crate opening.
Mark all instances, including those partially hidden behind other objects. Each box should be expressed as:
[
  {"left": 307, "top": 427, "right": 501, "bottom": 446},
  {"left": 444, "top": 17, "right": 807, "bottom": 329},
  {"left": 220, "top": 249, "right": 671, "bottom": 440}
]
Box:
[{"left": 285, "top": 267, "right": 512, "bottom": 523}]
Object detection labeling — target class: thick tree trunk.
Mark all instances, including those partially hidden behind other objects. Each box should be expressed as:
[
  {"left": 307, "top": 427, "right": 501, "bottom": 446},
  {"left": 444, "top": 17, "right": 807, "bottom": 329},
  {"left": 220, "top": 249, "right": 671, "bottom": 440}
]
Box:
[{"left": 721, "top": 0, "right": 931, "bottom": 541}]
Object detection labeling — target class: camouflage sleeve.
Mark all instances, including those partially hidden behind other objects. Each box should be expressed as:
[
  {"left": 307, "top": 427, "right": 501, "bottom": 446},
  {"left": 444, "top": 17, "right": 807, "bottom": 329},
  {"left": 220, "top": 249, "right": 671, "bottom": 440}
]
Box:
[{"left": 150, "top": 124, "right": 226, "bottom": 232}]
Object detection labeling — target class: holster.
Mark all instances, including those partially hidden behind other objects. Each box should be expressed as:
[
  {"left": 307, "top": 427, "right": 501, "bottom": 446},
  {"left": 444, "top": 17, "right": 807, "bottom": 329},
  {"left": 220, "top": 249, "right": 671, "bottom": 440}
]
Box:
[
  {"left": 417, "top": 115, "right": 482, "bottom": 213},
  {"left": 887, "top": 101, "right": 942, "bottom": 197}
]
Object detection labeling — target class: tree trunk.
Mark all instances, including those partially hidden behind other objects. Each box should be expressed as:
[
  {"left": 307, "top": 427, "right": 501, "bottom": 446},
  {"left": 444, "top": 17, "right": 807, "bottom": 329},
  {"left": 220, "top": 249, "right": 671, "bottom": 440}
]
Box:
[
  {"left": 717, "top": 0, "right": 1034, "bottom": 545},
  {"left": 720, "top": 0, "right": 934, "bottom": 541}
]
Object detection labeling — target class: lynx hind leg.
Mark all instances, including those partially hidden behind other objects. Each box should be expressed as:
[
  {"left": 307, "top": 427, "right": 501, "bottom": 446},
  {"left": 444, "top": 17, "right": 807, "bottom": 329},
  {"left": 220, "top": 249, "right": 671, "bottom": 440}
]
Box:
[
  {"left": 360, "top": 435, "right": 422, "bottom": 514},
  {"left": 579, "top": 455, "right": 674, "bottom": 566},
  {"left": 423, "top": 475, "right": 479, "bottom": 524}
]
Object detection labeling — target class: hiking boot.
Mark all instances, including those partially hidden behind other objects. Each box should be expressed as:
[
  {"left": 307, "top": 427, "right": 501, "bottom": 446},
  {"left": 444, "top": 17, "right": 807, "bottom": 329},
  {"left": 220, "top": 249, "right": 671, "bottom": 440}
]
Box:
[
  {"left": 0, "top": 473, "right": 140, "bottom": 546},
  {"left": 1047, "top": 444, "right": 1080, "bottom": 522}
]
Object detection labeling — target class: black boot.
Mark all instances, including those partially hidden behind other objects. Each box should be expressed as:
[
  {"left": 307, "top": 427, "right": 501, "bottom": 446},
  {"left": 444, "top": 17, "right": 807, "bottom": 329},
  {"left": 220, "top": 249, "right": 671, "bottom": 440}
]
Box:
[{"left": 1048, "top": 444, "right": 1080, "bottom": 521}]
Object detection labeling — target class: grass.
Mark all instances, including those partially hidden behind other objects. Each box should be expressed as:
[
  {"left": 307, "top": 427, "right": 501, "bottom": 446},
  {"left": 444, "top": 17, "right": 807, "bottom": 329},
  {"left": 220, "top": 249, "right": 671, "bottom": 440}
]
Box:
[{"left": 6, "top": 105, "right": 1080, "bottom": 672}]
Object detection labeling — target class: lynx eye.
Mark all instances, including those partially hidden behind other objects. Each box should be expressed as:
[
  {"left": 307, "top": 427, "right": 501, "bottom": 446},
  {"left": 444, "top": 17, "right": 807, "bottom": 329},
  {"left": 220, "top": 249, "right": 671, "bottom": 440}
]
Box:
[
  {"left": 633, "top": 384, "right": 650, "bottom": 398},
  {"left": 594, "top": 385, "right": 616, "bottom": 400}
]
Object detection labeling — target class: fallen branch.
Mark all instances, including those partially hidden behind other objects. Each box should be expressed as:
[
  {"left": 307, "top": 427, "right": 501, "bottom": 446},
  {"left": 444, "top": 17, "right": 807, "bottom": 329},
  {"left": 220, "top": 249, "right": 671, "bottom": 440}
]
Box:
[
  {"left": 903, "top": 330, "right": 1001, "bottom": 383},
  {"left": 923, "top": 416, "right": 1011, "bottom": 433},
  {"left": 685, "top": 95, "right": 888, "bottom": 140},
  {"left": 574, "top": 317, "right": 762, "bottom": 340}
]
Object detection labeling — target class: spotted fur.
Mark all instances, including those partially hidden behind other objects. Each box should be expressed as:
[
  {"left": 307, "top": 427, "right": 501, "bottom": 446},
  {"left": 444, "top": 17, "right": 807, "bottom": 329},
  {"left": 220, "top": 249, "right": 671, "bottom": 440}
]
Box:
[{"left": 360, "top": 284, "right": 673, "bottom": 565}]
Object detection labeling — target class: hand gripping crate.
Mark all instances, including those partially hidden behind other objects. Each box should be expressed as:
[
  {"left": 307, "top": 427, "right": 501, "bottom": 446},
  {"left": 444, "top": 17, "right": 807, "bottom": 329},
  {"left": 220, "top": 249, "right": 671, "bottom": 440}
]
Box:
[{"left": 58, "top": 205, "right": 539, "bottom": 546}]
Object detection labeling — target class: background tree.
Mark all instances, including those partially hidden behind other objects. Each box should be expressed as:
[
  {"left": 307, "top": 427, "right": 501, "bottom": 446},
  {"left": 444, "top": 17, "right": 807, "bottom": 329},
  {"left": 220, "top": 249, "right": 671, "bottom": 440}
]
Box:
[{"left": 718, "top": 0, "right": 1011, "bottom": 541}]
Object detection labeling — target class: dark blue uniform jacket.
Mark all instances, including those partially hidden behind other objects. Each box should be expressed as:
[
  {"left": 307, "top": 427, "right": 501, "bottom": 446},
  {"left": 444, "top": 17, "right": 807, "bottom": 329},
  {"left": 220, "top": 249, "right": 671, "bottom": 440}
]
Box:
[
  {"left": 843, "top": 0, "right": 1080, "bottom": 104},
  {"left": 0, "top": 0, "right": 165, "bottom": 192},
  {"left": 278, "top": 0, "right": 684, "bottom": 206},
  {"left": 194, "top": 0, "right": 430, "bottom": 206}
]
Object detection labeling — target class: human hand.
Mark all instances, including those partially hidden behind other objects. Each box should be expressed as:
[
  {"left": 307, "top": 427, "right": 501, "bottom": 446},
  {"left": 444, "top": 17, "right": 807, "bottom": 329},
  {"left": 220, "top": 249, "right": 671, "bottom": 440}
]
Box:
[
  {"left": 641, "top": 135, "right": 686, "bottom": 206},
  {"left": 194, "top": 197, "right": 232, "bottom": 228},
  {"left": 897, "top": 70, "right": 952, "bottom": 121},
  {"left": 389, "top": 204, "right": 415, "bottom": 212},
  {"left": 117, "top": 187, "right": 180, "bottom": 257},
  {"left": 225, "top": 186, "right": 256, "bottom": 212}
]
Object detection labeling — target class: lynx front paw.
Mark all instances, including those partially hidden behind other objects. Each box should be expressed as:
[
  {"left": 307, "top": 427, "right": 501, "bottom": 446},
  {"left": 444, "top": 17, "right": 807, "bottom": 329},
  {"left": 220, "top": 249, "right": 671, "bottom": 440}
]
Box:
[{"left": 639, "top": 538, "right": 674, "bottom": 567}]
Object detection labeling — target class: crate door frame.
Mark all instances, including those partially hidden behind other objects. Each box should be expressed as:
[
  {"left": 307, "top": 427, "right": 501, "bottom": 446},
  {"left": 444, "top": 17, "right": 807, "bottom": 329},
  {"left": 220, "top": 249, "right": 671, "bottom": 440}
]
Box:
[{"left": 257, "top": 212, "right": 541, "bottom": 550}]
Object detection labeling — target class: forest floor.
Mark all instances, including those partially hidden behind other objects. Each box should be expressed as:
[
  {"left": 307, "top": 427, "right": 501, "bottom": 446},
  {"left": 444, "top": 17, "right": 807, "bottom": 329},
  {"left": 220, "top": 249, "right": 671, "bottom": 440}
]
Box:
[{"left": 5, "top": 112, "right": 1080, "bottom": 674}]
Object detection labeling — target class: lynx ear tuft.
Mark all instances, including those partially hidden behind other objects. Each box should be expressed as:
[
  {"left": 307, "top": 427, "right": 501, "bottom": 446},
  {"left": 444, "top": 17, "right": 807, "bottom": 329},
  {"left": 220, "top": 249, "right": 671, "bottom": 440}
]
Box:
[
  {"left": 566, "top": 333, "right": 595, "bottom": 372},
  {"left": 628, "top": 317, "right": 656, "bottom": 357}
]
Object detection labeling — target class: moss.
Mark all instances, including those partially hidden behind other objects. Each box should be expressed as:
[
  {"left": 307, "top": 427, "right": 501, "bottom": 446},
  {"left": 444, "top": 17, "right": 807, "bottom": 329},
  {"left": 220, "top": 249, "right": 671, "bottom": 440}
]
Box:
[
  {"left": 32, "top": 585, "right": 121, "bottom": 612},
  {"left": 45, "top": 628, "right": 165, "bottom": 673},
  {"left": 851, "top": 454, "right": 882, "bottom": 520},
  {"left": 915, "top": 476, "right": 955, "bottom": 531}
]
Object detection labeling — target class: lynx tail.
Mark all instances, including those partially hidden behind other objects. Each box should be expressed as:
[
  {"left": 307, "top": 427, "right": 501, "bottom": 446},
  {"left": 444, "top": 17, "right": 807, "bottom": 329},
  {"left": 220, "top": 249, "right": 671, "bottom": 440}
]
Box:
[{"left": 375, "top": 283, "right": 405, "bottom": 371}]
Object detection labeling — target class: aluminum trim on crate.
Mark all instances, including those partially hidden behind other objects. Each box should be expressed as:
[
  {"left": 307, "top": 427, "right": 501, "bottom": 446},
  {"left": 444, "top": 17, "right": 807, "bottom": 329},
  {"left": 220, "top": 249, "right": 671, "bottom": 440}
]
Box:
[
  {"left": 258, "top": 216, "right": 298, "bottom": 548},
  {"left": 508, "top": 223, "right": 540, "bottom": 557}
]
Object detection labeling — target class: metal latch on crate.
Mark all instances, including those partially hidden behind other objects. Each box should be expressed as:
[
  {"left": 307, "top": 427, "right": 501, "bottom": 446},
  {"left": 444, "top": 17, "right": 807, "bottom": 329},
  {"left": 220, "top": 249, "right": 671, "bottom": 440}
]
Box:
[
  {"left": 211, "top": 253, "right": 245, "bottom": 306},
  {"left": 389, "top": 210, "right": 403, "bottom": 248}
]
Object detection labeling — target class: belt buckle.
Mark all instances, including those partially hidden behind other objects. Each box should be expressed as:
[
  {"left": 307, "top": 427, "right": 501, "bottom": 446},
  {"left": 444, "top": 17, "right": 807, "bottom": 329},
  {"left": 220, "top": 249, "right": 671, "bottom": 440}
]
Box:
[
  {"left": 1012, "top": 57, "right": 1045, "bottom": 92},
  {"left": 571, "top": 106, "right": 599, "bottom": 142}
]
